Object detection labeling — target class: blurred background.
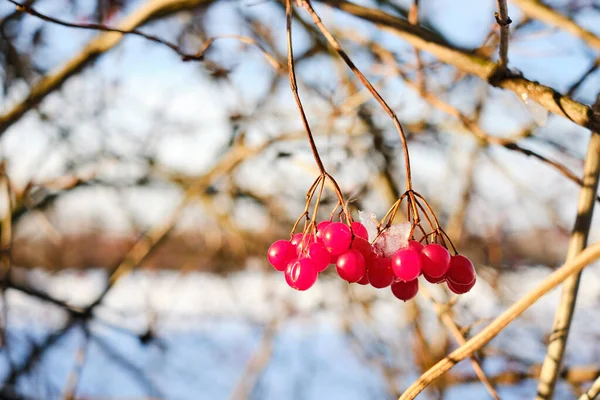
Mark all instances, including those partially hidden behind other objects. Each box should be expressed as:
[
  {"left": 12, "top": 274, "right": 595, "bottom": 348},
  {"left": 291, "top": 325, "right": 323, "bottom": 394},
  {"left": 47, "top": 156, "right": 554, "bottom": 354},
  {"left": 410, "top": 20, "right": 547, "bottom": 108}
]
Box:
[{"left": 1, "top": 0, "right": 600, "bottom": 398}]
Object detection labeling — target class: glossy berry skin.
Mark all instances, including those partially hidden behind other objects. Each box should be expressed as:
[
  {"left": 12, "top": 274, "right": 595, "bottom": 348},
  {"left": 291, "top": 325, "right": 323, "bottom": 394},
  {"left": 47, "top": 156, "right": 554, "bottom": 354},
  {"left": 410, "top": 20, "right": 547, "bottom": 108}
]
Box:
[
  {"left": 290, "top": 233, "right": 303, "bottom": 248},
  {"left": 268, "top": 240, "right": 297, "bottom": 272},
  {"left": 447, "top": 277, "right": 476, "bottom": 294},
  {"left": 351, "top": 222, "right": 369, "bottom": 240},
  {"left": 423, "top": 272, "right": 445, "bottom": 284},
  {"left": 357, "top": 273, "right": 370, "bottom": 285},
  {"left": 407, "top": 240, "right": 424, "bottom": 253},
  {"left": 315, "top": 221, "right": 331, "bottom": 242},
  {"left": 323, "top": 222, "right": 352, "bottom": 255},
  {"left": 351, "top": 237, "right": 375, "bottom": 264},
  {"left": 392, "top": 249, "right": 422, "bottom": 282},
  {"left": 285, "top": 258, "right": 318, "bottom": 291},
  {"left": 420, "top": 244, "right": 451, "bottom": 278},
  {"left": 368, "top": 257, "right": 395, "bottom": 288},
  {"left": 447, "top": 255, "right": 476, "bottom": 285},
  {"left": 307, "top": 242, "right": 330, "bottom": 272},
  {"left": 391, "top": 279, "right": 419, "bottom": 301},
  {"left": 336, "top": 249, "right": 366, "bottom": 283}
]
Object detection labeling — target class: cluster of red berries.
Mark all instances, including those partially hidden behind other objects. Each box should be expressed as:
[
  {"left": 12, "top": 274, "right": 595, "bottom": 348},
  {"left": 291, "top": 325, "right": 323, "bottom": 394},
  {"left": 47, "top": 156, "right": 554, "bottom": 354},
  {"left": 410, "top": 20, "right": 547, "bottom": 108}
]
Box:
[{"left": 267, "top": 221, "right": 477, "bottom": 301}]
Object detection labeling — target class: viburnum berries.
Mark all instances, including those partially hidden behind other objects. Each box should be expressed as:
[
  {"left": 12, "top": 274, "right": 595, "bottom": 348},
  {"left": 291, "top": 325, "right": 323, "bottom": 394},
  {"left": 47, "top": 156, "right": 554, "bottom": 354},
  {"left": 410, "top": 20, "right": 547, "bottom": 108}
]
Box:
[{"left": 267, "top": 216, "right": 477, "bottom": 298}]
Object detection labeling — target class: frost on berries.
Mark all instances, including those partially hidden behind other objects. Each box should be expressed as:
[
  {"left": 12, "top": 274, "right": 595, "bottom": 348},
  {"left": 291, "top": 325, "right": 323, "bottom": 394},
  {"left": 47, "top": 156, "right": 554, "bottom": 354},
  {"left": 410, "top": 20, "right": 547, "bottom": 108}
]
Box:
[{"left": 374, "top": 222, "right": 412, "bottom": 258}]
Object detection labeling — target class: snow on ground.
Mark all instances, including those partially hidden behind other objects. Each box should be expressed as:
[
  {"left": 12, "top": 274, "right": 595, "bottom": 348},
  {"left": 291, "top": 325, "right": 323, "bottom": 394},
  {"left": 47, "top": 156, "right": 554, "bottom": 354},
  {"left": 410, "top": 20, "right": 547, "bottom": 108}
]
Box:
[{"left": 1, "top": 263, "right": 599, "bottom": 399}]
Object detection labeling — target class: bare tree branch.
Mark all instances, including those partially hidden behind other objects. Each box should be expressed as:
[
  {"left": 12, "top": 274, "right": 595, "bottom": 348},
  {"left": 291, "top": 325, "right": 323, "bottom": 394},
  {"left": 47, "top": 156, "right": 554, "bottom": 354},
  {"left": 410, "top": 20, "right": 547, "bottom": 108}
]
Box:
[
  {"left": 536, "top": 129, "right": 600, "bottom": 398},
  {"left": 511, "top": 0, "right": 600, "bottom": 52},
  {"left": 317, "top": 0, "right": 600, "bottom": 132},
  {"left": 495, "top": 0, "right": 511, "bottom": 68},
  {"left": 398, "top": 242, "right": 600, "bottom": 399},
  {"left": 0, "top": 0, "right": 216, "bottom": 135}
]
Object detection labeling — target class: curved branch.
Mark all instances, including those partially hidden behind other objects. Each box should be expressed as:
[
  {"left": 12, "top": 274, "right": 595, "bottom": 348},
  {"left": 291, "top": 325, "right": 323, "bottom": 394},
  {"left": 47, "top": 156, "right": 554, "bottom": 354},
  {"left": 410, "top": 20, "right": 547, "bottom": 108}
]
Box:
[
  {"left": 317, "top": 0, "right": 600, "bottom": 132},
  {"left": 398, "top": 241, "right": 600, "bottom": 399},
  {"left": 0, "top": 0, "right": 216, "bottom": 135}
]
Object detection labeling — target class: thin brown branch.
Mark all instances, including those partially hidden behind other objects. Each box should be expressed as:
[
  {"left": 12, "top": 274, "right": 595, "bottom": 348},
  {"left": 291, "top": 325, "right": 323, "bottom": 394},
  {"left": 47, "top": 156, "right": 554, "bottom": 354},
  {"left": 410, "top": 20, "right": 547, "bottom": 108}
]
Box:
[
  {"left": 0, "top": 0, "right": 217, "bottom": 135},
  {"left": 420, "top": 287, "right": 501, "bottom": 400},
  {"left": 512, "top": 0, "right": 600, "bottom": 52},
  {"left": 495, "top": 0, "right": 511, "bottom": 68},
  {"left": 316, "top": 0, "right": 600, "bottom": 132},
  {"left": 580, "top": 373, "right": 600, "bottom": 400},
  {"left": 398, "top": 241, "right": 600, "bottom": 399},
  {"left": 535, "top": 127, "right": 600, "bottom": 399},
  {"left": 299, "top": 0, "right": 414, "bottom": 192},
  {"left": 285, "top": 0, "right": 326, "bottom": 174}
]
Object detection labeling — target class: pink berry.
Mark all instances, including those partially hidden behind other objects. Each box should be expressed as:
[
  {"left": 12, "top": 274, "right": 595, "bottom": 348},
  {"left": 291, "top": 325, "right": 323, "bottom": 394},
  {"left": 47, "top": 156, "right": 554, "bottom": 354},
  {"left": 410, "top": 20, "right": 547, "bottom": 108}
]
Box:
[
  {"left": 357, "top": 273, "right": 370, "bottom": 285},
  {"left": 315, "top": 221, "right": 331, "bottom": 242},
  {"left": 447, "top": 255, "right": 476, "bottom": 286},
  {"left": 268, "top": 240, "right": 297, "bottom": 271},
  {"left": 323, "top": 222, "right": 352, "bottom": 255},
  {"left": 407, "top": 240, "right": 424, "bottom": 253},
  {"left": 351, "top": 237, "right": 375, "bottom": 264},
  {"left": 307, "top": 242, "right": 330, "bottom": 272},
  {"left": 351, "top": 222, "right": 369, "bottom": 240},
  {"left": 420, "top": 244, "right": 451, "bottom": 278},
  {"left": 447, "top": 277, "right": 476, "bottom": 294},
  {"left": 423, "top": 272, "right": 446, "bottom": 284},
  {"left": 391, "top": 279, "right": 419, "bottom": 301},
  {"left": 336, "top": 249, "right": 366, "bottom": 282},
  {"left": 391, "top": 249, "right": 422, "bottom": 282},
  {"left": 285, "top": 258, "right": 318, "bottom": 291},
  {"left": 368, "top": 257, "right": 395, "bottom": 288},
  {"left": 290, "top": 233, "right": 303, "bottom": 248}
]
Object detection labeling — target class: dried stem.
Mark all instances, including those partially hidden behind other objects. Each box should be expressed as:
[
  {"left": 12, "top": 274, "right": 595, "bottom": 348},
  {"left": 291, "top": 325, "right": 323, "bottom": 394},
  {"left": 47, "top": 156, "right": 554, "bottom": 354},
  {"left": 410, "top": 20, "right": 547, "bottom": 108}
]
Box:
[
  {"left": 579, "top": 374, "right": 600, "bottom": 400},
  {"left": 420, "top": 287, "right": 500, "bottom": 400},
  {"left": 300, "top": 0, "right": 414, "bottom": 192},
  {"left": 535, "top": 129, "right": 600, "bottom": 400},
  {"left": 495, "top": 0, "right": 511, "bottom": 69},
  {"left": 398, "top": 242, "right": 600, "bottom": 400},
  {"left": 285, "top": 0, "right": 326, "bottom": 175}
]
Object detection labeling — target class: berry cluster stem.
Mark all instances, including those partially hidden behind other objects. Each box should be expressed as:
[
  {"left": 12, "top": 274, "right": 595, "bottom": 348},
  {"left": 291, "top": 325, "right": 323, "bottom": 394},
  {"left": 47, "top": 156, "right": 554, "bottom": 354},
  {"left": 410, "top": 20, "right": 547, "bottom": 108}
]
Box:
[{"left": 299, "top": 0, "right": 414, "bottom": 193}]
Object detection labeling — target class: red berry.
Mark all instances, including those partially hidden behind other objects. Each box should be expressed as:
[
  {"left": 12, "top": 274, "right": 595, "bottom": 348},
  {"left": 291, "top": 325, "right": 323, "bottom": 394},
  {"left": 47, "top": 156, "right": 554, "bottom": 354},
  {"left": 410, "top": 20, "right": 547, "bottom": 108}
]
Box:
[
  {"left": 323, "top": 222, "right": 352, "bottom": 255},
  {"left": 290, "top": 233, "right": 303, "bottom": 248},
  {"left": 391, "top": 279, "right": 419, "bottom": 301},
  {"left": 357, "top": 273, "right": 370, "bottom": 285},
  {"left": 351, "top": 237, "right": 375, "bottom": 263},
  {"left": 420, "top": 244, "right": 451, "bottom": 278},
  {"left": 315, "top": 221, "right": 331, "bottom": 242},
  {"left": 447, "top": 255, "right": 476, "bottom": 286},
  {"left": 368, "top": 256, "right": 395, "bottom": 288},
  {"left": 268, "top": 240, "right": 297, "bottom": 271},
  {"left": 447, "top": 277, "right": 476, "bottom": 294},
  {"left": 407, "top": 240, "right": 424, "bottom": 253},
  {"left": 391, "top": 249, "right": 422, "bottom": 282},
  {"left": 336, "top": 249, "right": 366, "bottom": 282},
  {"left": 307, "top": 242, "right": 330, "bottom": 272},
  {"left": 423, "top": 272, "right": 446, "bottom": 284},
  {"left": 351, "top": 221, "right": 369, "bottom": 240},
  {"left": 285, "top": 258, "right": 318, "bottom": 291}
]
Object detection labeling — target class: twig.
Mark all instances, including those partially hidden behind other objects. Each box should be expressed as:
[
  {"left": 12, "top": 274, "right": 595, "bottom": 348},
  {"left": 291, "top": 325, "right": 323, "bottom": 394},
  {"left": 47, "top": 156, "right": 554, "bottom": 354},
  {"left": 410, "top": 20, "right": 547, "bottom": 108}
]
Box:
[
  {"left": 535, "top": 127, "right": 600, "bottom": 399},
  {"left": 300, "top": 0, "right": 415, "bottom": 193},
  {"left": 285, "top": 0, "right": 326, "bottom": 174},
  {"left": 0, "top": 0, "right": 215, "bottom": 135},
  {"left": 494, "top": 0, "right": 511, "bottom": 68},
  {"left": 579, "top": 373, "right": 600, "bottom": 400},
  {"left": 398, "top": 241, "right": 600, "bottom": 399},
  {"left": 317, "top": 0, "right": 600, "bottom": 132},
  {"left": 512, "top": 0, "right": 600, "bottom": 52},
  {"left": 420, "top": 287, "right": 501, "bottom": 400}
]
